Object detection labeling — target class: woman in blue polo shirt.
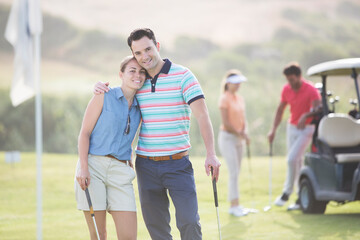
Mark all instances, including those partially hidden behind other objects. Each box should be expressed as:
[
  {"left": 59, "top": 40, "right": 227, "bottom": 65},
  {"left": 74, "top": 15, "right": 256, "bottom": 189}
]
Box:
[{"left": 75, "top": 56, "right": 145, "bottom": 240}]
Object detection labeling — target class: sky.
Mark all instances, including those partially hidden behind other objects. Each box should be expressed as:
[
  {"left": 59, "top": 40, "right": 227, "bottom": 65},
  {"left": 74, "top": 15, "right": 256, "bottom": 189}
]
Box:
[{"left": 0, "top": 0, "right": 353, "bottom": 47}]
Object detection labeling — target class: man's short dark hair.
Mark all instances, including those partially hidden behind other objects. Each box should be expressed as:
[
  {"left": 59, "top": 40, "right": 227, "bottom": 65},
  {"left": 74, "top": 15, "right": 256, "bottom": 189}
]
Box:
[
  {"left": 127, "top": 28, "right": 157, "bottom": 48},
  {"left": 283, "top": 62, "right": 302, "bottom": 76}
]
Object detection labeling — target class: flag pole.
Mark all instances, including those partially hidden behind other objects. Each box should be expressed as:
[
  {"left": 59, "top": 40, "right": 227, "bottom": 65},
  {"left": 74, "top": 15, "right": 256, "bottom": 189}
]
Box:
[
  {"left": 34, "top": 33, "right": 43, "bottom": 240},
  {"left": 5, "top": 0, "right": 43, "bottom": 236}
]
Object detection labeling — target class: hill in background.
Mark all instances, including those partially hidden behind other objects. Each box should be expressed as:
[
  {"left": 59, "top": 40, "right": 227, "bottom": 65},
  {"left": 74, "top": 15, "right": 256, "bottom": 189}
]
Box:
[
  {"left": 0, "top": 0, "right": 357, "bottom": 46},
  {"left": 0, "top": 1, "right": 360, "bottom": 155}
]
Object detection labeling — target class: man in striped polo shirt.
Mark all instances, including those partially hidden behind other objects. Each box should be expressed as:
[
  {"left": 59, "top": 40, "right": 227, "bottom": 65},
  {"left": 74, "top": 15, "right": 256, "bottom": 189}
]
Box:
[{"left": 95, "top": 28, "right": 221, "bottom": 240}]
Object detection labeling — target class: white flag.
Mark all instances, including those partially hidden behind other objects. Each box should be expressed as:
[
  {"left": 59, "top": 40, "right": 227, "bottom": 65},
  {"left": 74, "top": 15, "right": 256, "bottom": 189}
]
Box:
[{"left": 5, "top": 0, "right": 43, "bottom": 107}]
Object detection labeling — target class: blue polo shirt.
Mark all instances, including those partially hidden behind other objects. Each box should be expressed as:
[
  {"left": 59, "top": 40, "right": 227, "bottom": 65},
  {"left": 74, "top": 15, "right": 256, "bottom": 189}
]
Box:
[{"left": 89, "top": 87, "right": 141, "bottom": 160}]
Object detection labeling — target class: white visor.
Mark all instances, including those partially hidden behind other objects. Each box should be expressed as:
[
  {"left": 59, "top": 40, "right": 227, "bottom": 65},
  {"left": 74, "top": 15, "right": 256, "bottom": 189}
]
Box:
[{"left": 226, "top": 75, "right": 247, "bottom": 84}]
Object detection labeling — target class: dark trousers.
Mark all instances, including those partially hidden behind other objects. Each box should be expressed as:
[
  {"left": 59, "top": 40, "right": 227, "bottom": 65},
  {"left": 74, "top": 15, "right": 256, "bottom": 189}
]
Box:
[{"left": 135, "top": 155, "right": 202, "bottom": 240}]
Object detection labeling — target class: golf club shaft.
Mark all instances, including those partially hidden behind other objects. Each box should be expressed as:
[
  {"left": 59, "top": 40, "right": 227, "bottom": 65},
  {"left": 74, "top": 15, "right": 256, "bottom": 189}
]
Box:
[
  {"left": 92, "top": 218, "right": 100, "bottom": 240},
  {"left": 85, "top": 188, "right": 101, "bottom": 240},
  {"left": 216, "top": 207, "right": 222, "bottom": 240},
  {"left": 269, "top": 143, "right": 273, "bottom": 206}
]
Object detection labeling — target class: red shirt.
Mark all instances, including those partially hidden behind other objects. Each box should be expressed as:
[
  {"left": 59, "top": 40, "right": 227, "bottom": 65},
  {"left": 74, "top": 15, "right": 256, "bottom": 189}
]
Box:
[{"left": 281, "top": 79, "right": 320, "bottom": 126}]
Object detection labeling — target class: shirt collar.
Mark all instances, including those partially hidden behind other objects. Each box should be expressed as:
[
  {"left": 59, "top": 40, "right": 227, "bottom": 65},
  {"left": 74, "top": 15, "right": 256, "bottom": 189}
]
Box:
[
  {"left": 133, "top": 97, "right": 139, "bottom": 107},
  {"left": 114, "top": 87, "right": 124, "bottom": 99},
  {"left": 298, "top": 78, "right": 306, "bottom": 91},
  {"left": 146, "top": 59, "right": 172, "bottom": 79},
  {"left": 114, "top": 87, "right": 139, "bottom": 107},
  {"left": 161, "top": 59, "right": 171, "bottom": 74}
]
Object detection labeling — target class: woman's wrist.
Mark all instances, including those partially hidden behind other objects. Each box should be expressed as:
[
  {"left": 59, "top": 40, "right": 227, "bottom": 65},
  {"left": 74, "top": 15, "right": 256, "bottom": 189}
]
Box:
[{"left": 79, "top": 159, "right": 89, "bottom": 170}]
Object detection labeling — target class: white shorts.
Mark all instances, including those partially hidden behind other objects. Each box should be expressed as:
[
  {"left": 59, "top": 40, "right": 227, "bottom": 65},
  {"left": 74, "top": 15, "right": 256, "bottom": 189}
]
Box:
[{"left": 74, "top": 154, "right": 136, "bottom": 212}]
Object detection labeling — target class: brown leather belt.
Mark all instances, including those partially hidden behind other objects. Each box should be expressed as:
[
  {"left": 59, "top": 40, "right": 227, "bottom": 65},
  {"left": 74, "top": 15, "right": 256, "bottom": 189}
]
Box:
[
  {"left": 105, "top": 154, "right": 128, "bottom": 165},
  {"left": 137, "top": 151, "right": 189, "bottom": 161}
]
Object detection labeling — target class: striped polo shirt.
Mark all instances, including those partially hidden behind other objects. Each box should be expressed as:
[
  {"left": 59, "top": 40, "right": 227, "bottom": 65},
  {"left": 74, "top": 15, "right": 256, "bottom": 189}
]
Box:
[{"left": 135, "top": 59, "right": 204, "bottom": 156}]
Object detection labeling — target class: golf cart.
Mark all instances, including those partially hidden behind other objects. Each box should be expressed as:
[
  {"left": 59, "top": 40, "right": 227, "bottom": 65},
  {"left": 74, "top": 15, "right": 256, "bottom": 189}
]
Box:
[{"left": 299, "top": 58, "right": 360, "bottom": 214}]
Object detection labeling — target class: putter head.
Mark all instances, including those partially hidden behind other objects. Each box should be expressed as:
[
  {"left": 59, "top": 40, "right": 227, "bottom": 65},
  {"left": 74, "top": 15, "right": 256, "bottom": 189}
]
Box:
[{"left": 263, "top": 205, "right": 271, "bottom": 212}]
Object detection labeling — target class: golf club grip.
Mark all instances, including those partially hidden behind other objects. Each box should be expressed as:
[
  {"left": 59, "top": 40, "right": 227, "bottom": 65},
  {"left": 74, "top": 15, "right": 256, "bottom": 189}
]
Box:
[
  {"left": 270, "top": 143, "right": 273, "bottom": 157},
  {"left": 85, "top": 188, "right": 95, "bottom": 216},
  {"left": 212, "top": 180, "right": 218, "bottom": 207},
  {"left": 211, "top": 168, "right": 219, "bottom": 207}
]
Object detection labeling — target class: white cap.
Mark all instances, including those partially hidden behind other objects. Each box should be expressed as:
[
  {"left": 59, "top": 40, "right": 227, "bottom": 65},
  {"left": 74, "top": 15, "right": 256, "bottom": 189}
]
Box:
[{"left": 226, "top": 75, "right": 247, "bottom": 84}]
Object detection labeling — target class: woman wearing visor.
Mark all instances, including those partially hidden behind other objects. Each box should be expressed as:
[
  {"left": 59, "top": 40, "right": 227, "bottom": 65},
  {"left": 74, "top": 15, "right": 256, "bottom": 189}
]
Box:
[{"left": 218, "top": 69, "right": 250, "bottom": 217}]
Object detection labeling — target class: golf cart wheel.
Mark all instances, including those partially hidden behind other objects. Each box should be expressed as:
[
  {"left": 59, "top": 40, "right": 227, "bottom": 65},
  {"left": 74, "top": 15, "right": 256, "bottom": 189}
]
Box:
[{"left": 299, "top": 178, "right": 327, "bottom": 214}]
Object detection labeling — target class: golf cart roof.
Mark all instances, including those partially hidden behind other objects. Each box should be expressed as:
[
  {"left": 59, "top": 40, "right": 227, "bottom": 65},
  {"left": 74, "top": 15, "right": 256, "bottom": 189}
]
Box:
[{"left": 307, "top": 58, "right": 360, "bottom": 77}]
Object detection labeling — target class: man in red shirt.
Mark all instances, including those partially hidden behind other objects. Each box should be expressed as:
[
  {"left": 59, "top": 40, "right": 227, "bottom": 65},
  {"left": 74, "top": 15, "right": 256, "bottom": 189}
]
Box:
[{"left": 268, "top": 62, "right": 321, "bottom": 210}]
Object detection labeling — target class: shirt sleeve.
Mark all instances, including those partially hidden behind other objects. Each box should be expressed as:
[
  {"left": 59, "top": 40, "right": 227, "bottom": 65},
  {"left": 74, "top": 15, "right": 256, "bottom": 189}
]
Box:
[
  {"left": 310, "top": 86, "right": 321, "bottom": 101},
  {"left": 280, "top": 85, "right": 288, "bottom": 104},
  {"left": 181, "top": 69, "right": 204, "bottom": 104},
  {"left": 218, "top": 95, "right": 229, "bottom": 109}
]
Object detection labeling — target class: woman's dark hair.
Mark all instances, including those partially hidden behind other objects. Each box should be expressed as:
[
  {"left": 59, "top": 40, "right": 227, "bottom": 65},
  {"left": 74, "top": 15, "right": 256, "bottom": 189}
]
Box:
[
  {"left": 283, "top": 62, "right": 302, "bottom": 76},
  {"left": 127, "top": 28, "right": 157, "bottom": 48}
]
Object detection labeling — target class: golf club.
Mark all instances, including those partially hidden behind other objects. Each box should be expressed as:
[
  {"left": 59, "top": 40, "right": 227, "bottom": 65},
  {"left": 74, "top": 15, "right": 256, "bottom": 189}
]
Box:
[
  {"left": 85, "top": 186, "right": 101, "bottom": 240},
  {"left": 263, "top": 143, "right": 273, "bottom": 212},
  {"left": 245, "top": 144, "right": 258, "bottom": 213},
  {"left": 211, "top": 167, "right": 222, "bottom": 240}
]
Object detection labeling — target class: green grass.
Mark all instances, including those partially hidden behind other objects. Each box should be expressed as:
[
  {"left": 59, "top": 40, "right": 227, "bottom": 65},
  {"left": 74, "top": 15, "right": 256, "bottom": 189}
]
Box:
[{"left": 0, "top": 152, "right": 359, "bottom": 240}]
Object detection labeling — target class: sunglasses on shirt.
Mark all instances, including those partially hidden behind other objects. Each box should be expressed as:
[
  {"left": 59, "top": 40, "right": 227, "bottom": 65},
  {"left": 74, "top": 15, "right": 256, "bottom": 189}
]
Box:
[{"left": 124, "top": 115, "right": 130, "bottom": 135}]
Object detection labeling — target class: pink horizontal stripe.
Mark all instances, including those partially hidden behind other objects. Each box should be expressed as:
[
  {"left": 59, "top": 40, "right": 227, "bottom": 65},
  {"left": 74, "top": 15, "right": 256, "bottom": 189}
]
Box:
[
  {"left": 136, "top": 89, "right": 151, "bottom": 94},
  {"left": 137, "top": 86, "right": 181, "bottom": 94},
  {"left": 139, "top": 131, "right": 189, "bottom": 138},
  {"left": 183, "top": 81, "right": 199, "bottom": 94},
  {"left": 158, "top": 86, "right": 181, "bottom": 91},
  {"left": 159, "top": 70, "right": 188, "bottom": 78},
  {"left": 142, "top": 116, "right": 190, "bottom": 123},
  {"left": 141, "top": 102, "right": 185, "bottom": 108},
  {"left": 137, "top": 145, "right": 191, "bottom": 153}
]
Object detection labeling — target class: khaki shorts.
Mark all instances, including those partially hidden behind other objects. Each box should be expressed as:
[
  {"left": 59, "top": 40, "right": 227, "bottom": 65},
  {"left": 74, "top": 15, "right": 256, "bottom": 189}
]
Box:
[{"left": 74, "top": 154, "right": 136, "bottom": 212}]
